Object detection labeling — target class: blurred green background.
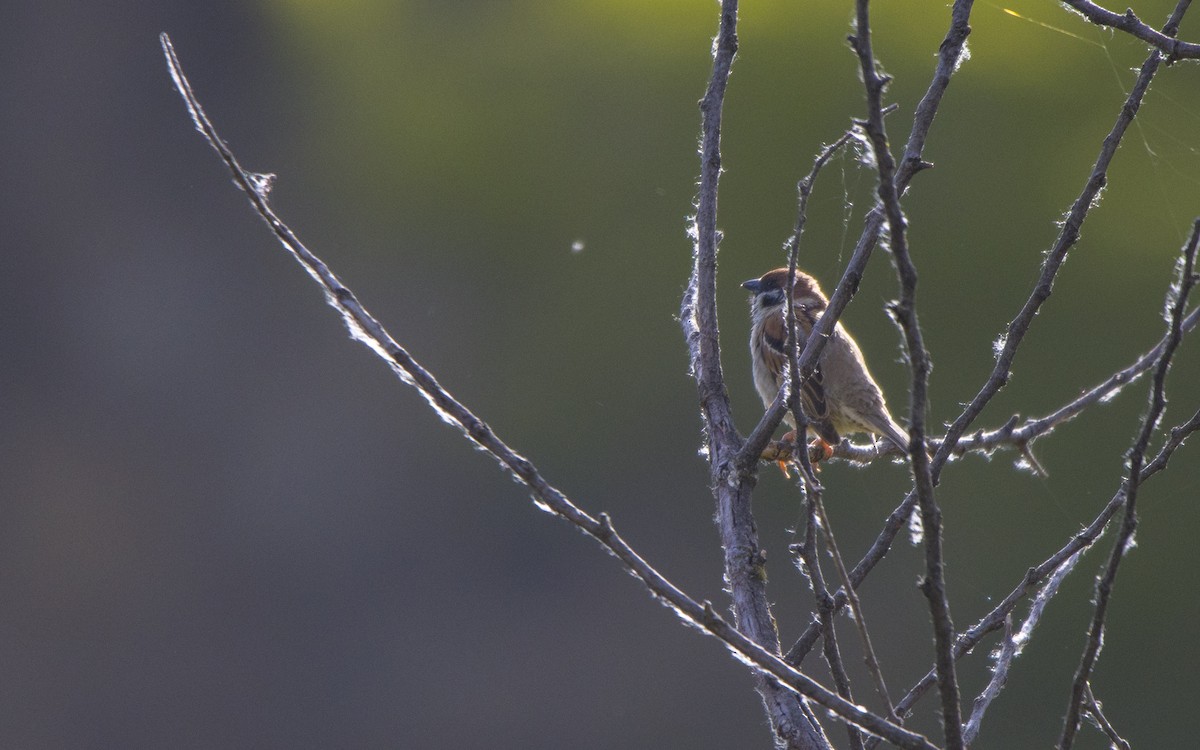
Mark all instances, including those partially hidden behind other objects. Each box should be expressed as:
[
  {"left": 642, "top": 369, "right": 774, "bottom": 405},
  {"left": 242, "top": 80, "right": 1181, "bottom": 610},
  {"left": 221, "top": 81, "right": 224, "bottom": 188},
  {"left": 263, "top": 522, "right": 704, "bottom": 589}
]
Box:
[{"left": 3, "top": 1, "right": 1199, "bottom": 747}]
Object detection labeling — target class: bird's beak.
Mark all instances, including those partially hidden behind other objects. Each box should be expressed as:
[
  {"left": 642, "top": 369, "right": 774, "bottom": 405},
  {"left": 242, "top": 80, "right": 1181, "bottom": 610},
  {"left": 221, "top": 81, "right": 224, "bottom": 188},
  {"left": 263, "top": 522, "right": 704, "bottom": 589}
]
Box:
[{"left": 742, "top": 279, "right": 762, "bottom": 293}]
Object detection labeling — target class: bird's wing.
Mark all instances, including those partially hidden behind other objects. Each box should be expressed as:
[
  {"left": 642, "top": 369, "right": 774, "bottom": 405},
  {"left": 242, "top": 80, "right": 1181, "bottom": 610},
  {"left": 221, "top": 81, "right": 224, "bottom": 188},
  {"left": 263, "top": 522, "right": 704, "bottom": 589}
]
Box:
[{"left": 761, "top": 310, "right": 841, "bottom": 444}]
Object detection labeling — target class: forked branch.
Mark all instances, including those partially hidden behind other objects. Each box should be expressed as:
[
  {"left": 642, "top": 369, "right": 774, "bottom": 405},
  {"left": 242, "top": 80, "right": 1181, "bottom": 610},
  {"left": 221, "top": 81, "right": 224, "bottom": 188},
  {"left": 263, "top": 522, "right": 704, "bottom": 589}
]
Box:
[{"left": 1059, "top": 216, "right": 1200, "bottom": 750}]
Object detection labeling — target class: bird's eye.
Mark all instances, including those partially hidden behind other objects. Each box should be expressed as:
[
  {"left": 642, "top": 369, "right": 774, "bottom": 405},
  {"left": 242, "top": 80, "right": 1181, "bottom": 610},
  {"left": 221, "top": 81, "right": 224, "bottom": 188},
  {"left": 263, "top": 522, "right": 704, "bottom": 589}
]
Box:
[{"left": 760, "top": 289, "right": 785, "bottom": 307}]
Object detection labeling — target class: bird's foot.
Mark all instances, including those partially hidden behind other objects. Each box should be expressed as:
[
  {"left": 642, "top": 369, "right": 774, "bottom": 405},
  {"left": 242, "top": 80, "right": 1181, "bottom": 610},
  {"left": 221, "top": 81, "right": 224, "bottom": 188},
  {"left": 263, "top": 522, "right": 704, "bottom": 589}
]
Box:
[
  {"left": 770, "top": 432, "right": 835, "bottom": 477},
  {"left": 775, "top": 431, "right": 800, "bottom": 476},
  {"left": 811, "top": 438, "right": 835, "bottom": 463}
]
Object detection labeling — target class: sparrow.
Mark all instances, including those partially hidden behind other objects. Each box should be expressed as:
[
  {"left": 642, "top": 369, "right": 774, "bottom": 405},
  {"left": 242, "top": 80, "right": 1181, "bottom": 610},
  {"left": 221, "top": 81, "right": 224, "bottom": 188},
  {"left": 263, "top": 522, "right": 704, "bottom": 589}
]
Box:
[{"left": 743, "top": 268, "right": 910, "bottom": 461}]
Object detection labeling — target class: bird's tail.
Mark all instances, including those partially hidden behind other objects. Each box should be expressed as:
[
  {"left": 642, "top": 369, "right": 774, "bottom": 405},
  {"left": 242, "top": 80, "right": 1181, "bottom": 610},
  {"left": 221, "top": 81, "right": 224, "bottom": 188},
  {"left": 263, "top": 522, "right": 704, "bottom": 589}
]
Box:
[{"left": 880, "top": 418, "right": 911, "bottom": 454}]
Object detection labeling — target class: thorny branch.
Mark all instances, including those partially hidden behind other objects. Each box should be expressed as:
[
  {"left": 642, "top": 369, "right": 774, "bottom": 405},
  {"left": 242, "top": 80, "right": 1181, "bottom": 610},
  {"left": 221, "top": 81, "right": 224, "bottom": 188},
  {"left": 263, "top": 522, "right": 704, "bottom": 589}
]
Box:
[
  {"left": 162, "top": 31, "right": 939, "bottom": 750},
  {"left": 1059, "top": 216, "right": 1200, "bottom": 750}
]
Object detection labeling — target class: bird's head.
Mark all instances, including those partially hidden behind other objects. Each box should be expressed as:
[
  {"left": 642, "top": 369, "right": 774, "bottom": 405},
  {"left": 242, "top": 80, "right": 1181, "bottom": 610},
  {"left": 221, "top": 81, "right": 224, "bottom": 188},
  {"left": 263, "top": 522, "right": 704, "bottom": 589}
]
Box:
[{"left": 742, "top": 268, "right": 827, "bottom": 315}]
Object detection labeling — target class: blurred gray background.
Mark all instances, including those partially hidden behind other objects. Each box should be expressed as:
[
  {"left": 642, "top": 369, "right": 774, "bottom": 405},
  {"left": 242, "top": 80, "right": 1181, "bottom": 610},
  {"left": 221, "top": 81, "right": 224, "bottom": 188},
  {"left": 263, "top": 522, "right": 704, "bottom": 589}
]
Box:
[{"left": 3, "top": 1, "right": 1199, "bottom": 748}]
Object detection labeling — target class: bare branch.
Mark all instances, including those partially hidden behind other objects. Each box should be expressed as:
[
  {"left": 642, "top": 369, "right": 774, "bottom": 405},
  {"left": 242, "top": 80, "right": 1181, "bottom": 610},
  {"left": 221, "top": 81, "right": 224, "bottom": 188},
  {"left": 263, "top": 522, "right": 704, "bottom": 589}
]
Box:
[
  {"left": 900, "top": 0, "right": 973, "bottom": 177},
  {"left": 962, "top": 615, "right": 1016, "bottom": 747},
  {"left": 962, "top": 550, "right": 1082, "bottom": 745},
  {"left": 162, "top": 31, "right": 943, "bottom": 750},
  {"left": 1004, "top": 306, "right": 1200, "bottom": 447},
  {"left": 1060, "top": 0, "right": 1200, "bottom": 59},
  {"left": 850, "top": 0, "right": 964, "bottom": 744},
  {"left": 1059, "top": 216, "right": 1200, "bottom": 750},
  {"left": 683, "top": 2, "right": 839, "bottom": 747}
]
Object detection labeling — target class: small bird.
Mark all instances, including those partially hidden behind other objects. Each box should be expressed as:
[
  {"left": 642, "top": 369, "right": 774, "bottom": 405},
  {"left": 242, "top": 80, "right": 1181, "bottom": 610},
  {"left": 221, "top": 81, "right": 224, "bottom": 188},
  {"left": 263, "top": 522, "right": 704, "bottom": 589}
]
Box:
[{"left": 743, "top": 268, "right": 910, "bottom": 461}]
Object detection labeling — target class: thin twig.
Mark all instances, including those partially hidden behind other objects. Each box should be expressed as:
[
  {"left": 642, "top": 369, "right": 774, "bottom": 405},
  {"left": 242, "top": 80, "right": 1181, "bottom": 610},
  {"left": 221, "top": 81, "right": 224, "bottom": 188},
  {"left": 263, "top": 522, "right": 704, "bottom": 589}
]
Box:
[
  {"left": 1003, "top": 305, "right": 1200, "bottom": 448},
  {"left": 785, "top": 487, "right": 914, "bottom": 667},
  {"left": 1059, "top": 216, "right": 1200, "bottom": 750},
  {"left": 1083, "top": 684, "right": 1132, "bottom": 750},
  {"left": 778, "top": 129, "right": 898, "bottom": 727},
  {"left": 791, "top": 132, "right": 859, "bottom": 251},
  {"left": 962, "top": 615, "right": 1015, "bottom": 747},
  {"left": 779, "top": 131, "right": 870, "bottom": 750},
  {"left": 162, "top": 32, "right": 941, "bottom": 750},
  {"left": 961, "top": 550, "right": 1082, "bottom": 745},
  {"left": 813, "top": 497, "right": 897, "bottom": 721},
  {"left": 793, "top": 489, "right": 866, "bottom": 750}
]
